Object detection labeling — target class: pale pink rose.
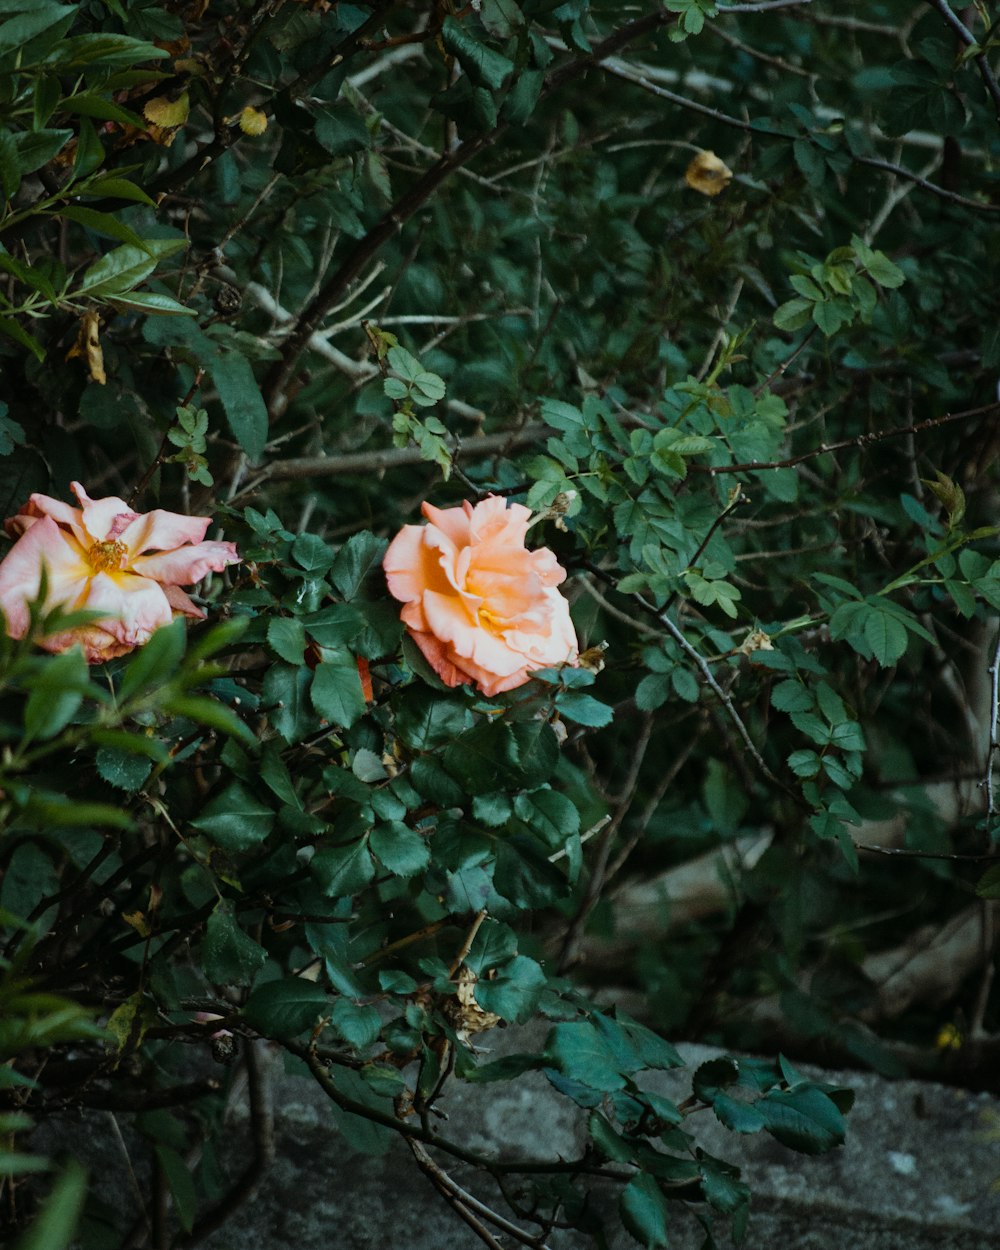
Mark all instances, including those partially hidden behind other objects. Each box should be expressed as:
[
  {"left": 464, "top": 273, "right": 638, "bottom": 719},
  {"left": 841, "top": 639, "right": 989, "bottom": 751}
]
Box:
[
  {"left": 0, "top": 481, "right": 239, "bottom": 663},
  {"left": 383, "top": 496, "right": 578, "bottom": 697}
]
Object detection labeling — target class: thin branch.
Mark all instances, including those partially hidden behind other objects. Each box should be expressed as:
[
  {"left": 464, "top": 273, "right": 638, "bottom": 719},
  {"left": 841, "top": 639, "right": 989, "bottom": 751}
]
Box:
[
  {"left": 251, "top": 422, "right": 548, "bottom": 483},
  {"left": 690, "top": 401, "right": 1000, "bottom": 475},
  {"left": 558, "top": 715, "right": 654, "bottom": 973},
  {"left": 986, "top": 624, "right": 1000, "bottom": 822},
  {"left": 176, "top": 1041, "right": 275, "bottom": 1248},
  {"left": 262, "top": 8, "right": 682, "bottom": 412},
  {"left": 289, "top": 1039, "right": 633, "bottom": 1178},
  {"left": 924, "top": 0, "right": 1000, "bottom": 121},
  {"left": 598, "top": 58, "right": 1000, "bottom": 214},
  {"left": 409, "top": 1140, "right": 554, "bottom": 1250},
  {"left": 716, "top": 0, "right": 815, "bottom": 10}
]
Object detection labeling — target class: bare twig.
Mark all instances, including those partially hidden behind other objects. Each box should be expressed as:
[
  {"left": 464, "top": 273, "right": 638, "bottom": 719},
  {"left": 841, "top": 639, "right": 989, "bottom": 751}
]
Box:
[
  {"left": 691, "top": 401, "right": 1000, "bottom": 475},
  {"left": 176, "top": 1041, "right": 275, "bottom": 1248},
  {"left": 262, "top": 8, "right": 682, "bottom": 412},
  {"left": 409, "top": 1140, "right": 554, "bottom": 1250},
  {"left": 597, "top": 59, "right": 1000, "bottom": 213},
  {"left": 558, "top": 715, "right": 655, "bottom": 972},
  {"left": 924, "top": 0, "right": 1000, "bottom": 121}
]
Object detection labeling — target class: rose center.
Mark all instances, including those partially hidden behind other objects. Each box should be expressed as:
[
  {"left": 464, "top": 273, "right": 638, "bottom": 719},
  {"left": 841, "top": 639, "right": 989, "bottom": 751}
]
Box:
[{"left": 88, "top": 539, "right": 128, "bottom": 573}]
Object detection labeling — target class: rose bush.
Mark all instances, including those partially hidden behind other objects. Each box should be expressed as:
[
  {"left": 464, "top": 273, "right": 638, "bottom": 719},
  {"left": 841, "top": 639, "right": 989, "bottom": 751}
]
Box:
[
  {"left": 383, "top": 496, "right": 578, "bottom": 696},
  {"left": 0, "top": 482, "right": 239, "bottom": 662}
]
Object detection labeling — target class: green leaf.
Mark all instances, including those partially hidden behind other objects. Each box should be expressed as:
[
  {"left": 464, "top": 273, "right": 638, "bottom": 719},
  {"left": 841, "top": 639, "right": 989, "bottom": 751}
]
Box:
[
  {"left": 554, "top": 690, "right": 613, "bottom": 727},
  {"left": 154, "top": 1145, "right": 196, "bottom": 1233},
  {"left": 11, "top": 128, "right": 72, "bottom": 176},
  {"left": 210, "top": 350, "right": 268, "bottom": 461},
  {"left": 312, "top": 839, "right": 375, "bottom": 896},
  {"left": 311, "top": 653, "right": 366, "bottom": 729},
  {"left": 76, "top": 239, "right": 182, "bottom": 296},
  {"left": 11, "top": 1159, "right": 87, "bottom": 1250},
  {"left": 59, "top": 205, "right": 149, "bottom": 253},
  {"left": 267, "top": 617, "right": 306, "bottom": 665},
  {"left": 203, "top": 903, "right": 267, "bottom": 986},
  {"left": 546, "top": 1021, "right": 627, "bottom": 1092},
  {"left": 329, "top": 531, "right": 387, "bottom": 600},
  {"left": 862, "top": 604, "right": 908, "bottom": 666},
  {"left": 619, "top": 1173, "right": 670, "bottom": 1248},
  {"left": 975, "top": 864, "right": 1000, "bottom": 900},
  {"left": 95, "top": 747, "right": 153, "bottom": 792},
  {"left": 23, "top": 646, "right": 89, "bottom": 740},
  {"left": 117, "top": 618, "right": 186, "bottom": 702},
  {"left": 773, "top": 297, "right": 813, "bottom": 332},
  {"left": 242, "top": 978, "right": 330, "bottom": 1040},
  {"left": 190, "top": 782, "right": 275, "bottom": 851},
  {"left": 0, "top": 315, "right": 44, "bottom": 361},
  {"left": 106, "top": 289, "right": 194, "bottom": 316},
  {"left": 441, "top": 16, "right": 515, "bottom": 90},
  {"left": 331, "top": 998, "right": 381, "bottom": 1049},
  {"left": 711, "top": 1091, "right": 766, "bottom": 1133},
  {"left": 370, "top": 822, "right": 430, "bottom": 877},
  {"left": 474, "top": 955, "right": 547, "bottom": 1023},
  {"left": 263, "top": 663, "right": 315, "bottom": 743},
  {"left": 759, "top": 1085, "right": 846, "bottom": 1154}
]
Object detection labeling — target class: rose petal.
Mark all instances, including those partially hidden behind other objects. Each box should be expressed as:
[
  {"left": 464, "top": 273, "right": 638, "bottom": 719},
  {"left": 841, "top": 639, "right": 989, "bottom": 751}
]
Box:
[
  {"left": 421, "top": 501, "right": 473, "bottom": 548},
  {"left": 120, "top": 508, "right": 212, "bottom": 556},
  {"left": 82, "top": 572, "right": 173, "bottom": 645},
  {"left": 131, "top": 540, "right": 240, "bottom": 586},
  {"left": 69, "top": 482, "right": 138, "bottom": 544},
  {"left": 162, "top": 584, "right": 206, "bottom": 619},
  {"left": 384, "top": 524, "right": 457, "bottom": 604},
  {"left": 0, "top": 518, "right": 91, "bottom": 638}
]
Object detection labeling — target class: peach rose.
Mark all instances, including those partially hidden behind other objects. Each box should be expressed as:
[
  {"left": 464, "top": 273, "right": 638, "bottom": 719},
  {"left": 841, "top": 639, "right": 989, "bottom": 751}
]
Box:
[
  {"left": 383, "top": 496, "right": 578, "bottom": 697},
  {"left": 0, "top": 481, "right": 239, "bottom": 663}
]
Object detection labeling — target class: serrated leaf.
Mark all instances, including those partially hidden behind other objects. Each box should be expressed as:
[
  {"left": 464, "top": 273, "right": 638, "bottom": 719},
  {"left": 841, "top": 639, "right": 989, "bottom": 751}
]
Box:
[
  {"left": 369, "top": 821, "right": 429, "bottom": 877},
  {"left": 311, "top": 653, "right": 366, "bottom": 729},
  {"left": 210, "top": 350, "right": 267, "bottom": 461},
  {"left": 203, "top": 903, "right": 267, "bottom": 986},
  {"left": 242, "top": 978, "right": 330, "bottom": 1039},
  {"left": 619, "top": 1173, "right": 669, "bottom": 1248},
  {"left": 190, "top": 782, "right": 275, "bottom": 851}
]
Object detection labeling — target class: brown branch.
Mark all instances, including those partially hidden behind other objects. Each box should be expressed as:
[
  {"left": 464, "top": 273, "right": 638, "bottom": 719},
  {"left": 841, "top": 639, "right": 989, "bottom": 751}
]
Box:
[
  {"left": 244, "top": 422, "right": 548, "bottom": 485},
  {"left": 689, "top": 401, "right": 1000, "bottom": 475},
  {"left": 176, "top": 1041, "right": 275, "bottom": 1249},
  {"left": 262, "top": 9, "right": 680, "bottom": 414}
]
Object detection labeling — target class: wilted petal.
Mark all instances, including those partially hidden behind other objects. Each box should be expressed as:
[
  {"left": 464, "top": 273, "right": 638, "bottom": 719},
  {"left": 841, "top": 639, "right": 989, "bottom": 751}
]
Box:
[
  {"left": 70, "top": 482, "right": 138, "bottom": 543},
  {"left": 131, "top": 540, "right": 240, "bottom": 586},
  {"left": 162, "top": 584, "right": 206, "bottom": 619},
  {"left": 121, "top": 508, "right": 212, "bottom": 556},
  {"left": 82, "top": 572, "right": 173, "bottom": 645},
  {"left": 0, "top": 517, "right": 91, "bottom": 638}
]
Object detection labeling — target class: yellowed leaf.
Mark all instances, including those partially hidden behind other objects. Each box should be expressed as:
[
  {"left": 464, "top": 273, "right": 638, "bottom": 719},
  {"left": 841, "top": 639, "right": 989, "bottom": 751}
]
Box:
[
  {"left": 65, "top": 310, "right": 106, "bottom": 385},
  {"left": 122, "top": 910, "right": 151, "bottom": 938},
  {"left": 239, "top": 106, "right": 268, "bottom": 136},
  {"left": 684, "top": 150, "right": 733, "bottom": 197},
  {"left": 143, "top": 92, "right": 189, "bottom": 146}
]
